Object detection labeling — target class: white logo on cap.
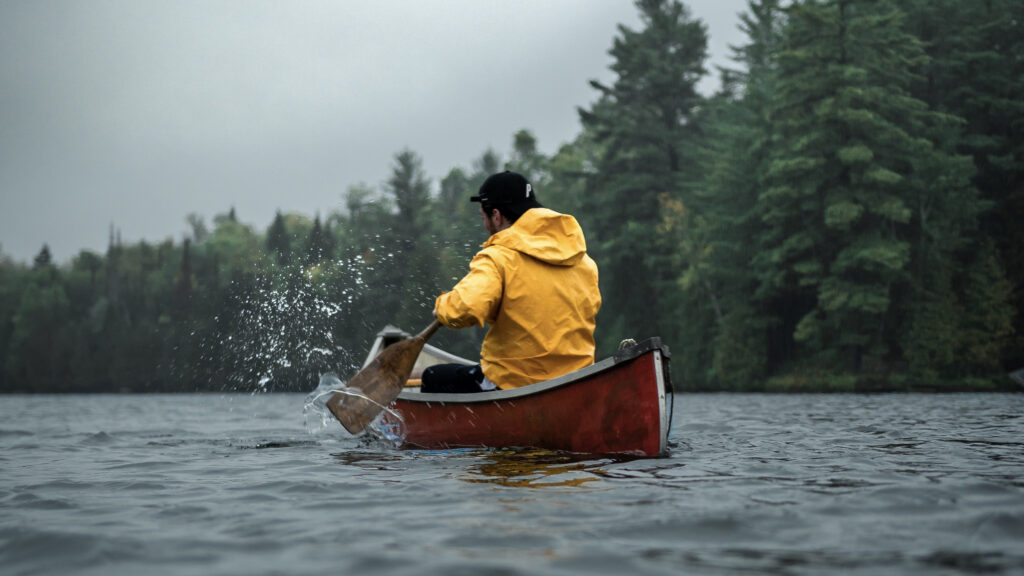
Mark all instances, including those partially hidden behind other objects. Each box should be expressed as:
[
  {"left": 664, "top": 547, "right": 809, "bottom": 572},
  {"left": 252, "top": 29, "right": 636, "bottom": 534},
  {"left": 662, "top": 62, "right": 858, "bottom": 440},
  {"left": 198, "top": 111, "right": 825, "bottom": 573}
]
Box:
[{"left": 526, "top": 183, "right": 532, "bottom": 198}]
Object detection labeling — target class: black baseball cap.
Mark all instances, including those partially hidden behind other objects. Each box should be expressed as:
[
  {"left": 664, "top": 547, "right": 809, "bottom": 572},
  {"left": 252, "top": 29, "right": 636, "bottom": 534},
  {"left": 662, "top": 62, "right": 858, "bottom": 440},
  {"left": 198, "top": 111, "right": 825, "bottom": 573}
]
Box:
[{"left": 470, "top": 171, "right": 542, "bottom": 209}]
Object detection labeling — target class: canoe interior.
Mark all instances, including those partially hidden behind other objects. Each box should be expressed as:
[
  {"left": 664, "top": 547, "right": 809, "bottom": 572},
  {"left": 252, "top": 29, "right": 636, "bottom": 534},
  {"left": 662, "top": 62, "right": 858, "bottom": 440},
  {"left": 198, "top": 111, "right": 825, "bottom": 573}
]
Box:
[{"left": 363, "top": 325, "right": 475, "bottom": 380}]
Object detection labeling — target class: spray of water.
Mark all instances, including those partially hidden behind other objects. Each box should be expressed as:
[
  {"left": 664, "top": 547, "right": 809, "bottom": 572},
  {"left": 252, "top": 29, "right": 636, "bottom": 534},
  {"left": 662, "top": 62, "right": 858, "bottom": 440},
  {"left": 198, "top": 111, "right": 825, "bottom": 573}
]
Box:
[
  {"left": 303, "top": 373, "right": 343, "bottom": 435},
  {"left": 302, "top": 372, "right": 406, "bottom": 448},
  {"left": 205, "top": 252, "right": 402, "bottom": 394},
  {"left": 367, "top": 406, "right": 407, "bottom": 448},
  {"left": 224, "top": 274, "right": 351, "bottom": 393},
  {"left": 190, "top": 250, "right": 413, "bottom": 449}
]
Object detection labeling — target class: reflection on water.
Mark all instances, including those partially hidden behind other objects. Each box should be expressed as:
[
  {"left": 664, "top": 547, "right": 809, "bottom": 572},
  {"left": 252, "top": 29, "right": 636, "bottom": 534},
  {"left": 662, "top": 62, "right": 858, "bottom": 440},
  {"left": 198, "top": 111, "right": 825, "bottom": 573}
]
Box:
[
  {"left": 330, "top": 449, "right": 406, "bottom": 468},
  {"left": 461, "top": 448, "right": 637, "bottom": 488}
]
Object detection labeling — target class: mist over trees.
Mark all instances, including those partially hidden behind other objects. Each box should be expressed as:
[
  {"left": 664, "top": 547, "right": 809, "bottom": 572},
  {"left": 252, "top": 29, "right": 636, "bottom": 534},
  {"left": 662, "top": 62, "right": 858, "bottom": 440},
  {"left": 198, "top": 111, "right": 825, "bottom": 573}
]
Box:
[{"left": 1, "top": 0, "right": 1020, "bottom": 393}]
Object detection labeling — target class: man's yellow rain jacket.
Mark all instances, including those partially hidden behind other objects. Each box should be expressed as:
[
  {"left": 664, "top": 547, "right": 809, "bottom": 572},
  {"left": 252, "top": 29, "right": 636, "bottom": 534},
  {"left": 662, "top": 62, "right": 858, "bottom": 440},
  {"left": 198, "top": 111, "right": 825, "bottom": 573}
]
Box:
[{"left": 434, "top": 208, "right": 601, "bottom": 389}]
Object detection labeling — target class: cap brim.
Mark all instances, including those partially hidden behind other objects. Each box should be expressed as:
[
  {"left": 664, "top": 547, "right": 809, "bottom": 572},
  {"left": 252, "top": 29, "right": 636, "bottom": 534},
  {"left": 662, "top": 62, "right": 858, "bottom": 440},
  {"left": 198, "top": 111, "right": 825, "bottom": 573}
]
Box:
[{"left": 469, "top": 196, "right": 481, "bottom": 202}]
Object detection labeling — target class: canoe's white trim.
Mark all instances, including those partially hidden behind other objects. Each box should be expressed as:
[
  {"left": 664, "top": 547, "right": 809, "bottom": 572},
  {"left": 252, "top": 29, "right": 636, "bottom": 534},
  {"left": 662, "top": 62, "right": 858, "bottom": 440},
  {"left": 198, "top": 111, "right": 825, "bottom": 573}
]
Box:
[{"left": 653, "top": 350, "right": 667, "bottom": 455}]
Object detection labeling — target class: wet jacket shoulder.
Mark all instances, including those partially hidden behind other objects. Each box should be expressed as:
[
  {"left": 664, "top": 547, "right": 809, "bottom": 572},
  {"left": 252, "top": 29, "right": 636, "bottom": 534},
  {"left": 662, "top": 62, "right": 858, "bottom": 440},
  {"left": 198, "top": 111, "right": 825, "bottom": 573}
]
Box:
[{"left": 435, "top": 208, "right": 601, "bottom": 389}]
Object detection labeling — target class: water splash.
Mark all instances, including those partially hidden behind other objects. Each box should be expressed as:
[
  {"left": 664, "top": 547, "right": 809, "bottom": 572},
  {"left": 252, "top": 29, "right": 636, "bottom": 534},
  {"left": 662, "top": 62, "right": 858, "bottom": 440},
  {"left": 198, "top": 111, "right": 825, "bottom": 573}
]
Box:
[
  {"left": 203, "top": 253, "right": 402, "bottom": 394},
  {"left": 302, "top": 372, "right": 406, "bottom": 449},
  {"left": 226, "top": 277, "right": 352, "bottom": 394},
  {"left": 368, "top": 408, "right": 406, "bottom": 449},
  {"left": 186, "top": 250, "right": 420, "bottom": 450},
  {"left": 303, "top": 373, "right": 343, "bottom": 435}
]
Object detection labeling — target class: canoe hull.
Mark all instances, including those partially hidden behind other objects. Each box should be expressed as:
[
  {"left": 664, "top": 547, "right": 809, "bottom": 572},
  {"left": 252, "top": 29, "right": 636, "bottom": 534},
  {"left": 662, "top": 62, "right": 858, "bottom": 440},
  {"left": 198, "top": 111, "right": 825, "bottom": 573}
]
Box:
[{"left": 378, "top": 338, "right": 671, "bottom": 456}]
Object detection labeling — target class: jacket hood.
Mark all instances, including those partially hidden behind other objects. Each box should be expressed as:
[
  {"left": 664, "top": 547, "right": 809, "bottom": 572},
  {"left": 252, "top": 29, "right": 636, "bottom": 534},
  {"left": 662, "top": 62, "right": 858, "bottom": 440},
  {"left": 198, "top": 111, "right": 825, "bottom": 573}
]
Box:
[{"left": 484, "top": 208, "right": 588, "bottom": 266}]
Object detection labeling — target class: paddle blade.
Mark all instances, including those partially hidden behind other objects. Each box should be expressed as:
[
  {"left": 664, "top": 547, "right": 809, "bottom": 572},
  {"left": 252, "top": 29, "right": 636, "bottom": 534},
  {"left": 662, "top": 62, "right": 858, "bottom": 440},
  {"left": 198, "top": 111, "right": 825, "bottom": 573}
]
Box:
[{"left": 326, "top": 327, "right": 435, "bottom": 435}]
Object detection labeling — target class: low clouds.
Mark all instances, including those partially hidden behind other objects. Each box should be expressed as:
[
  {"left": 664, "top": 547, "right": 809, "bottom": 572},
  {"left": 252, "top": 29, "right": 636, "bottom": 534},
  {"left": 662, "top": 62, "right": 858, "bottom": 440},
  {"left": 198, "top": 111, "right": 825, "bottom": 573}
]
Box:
[{"left": 0, "top": 1, "right": 744, "bottom": 262}]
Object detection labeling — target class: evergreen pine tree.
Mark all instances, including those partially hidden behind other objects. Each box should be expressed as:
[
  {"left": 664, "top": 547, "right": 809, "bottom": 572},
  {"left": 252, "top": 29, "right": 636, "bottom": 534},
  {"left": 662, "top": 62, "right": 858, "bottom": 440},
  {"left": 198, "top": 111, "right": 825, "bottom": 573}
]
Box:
[
  {"left": 33, "top": 244, "right": 53, "bottom": 268},
  {"left": 469, "top": 148, "right": 503, "bottom": 196},
  {"left": 959, "top": 241, "right": 1015, "bottom": 375},
  {"left": 266, "top": 210, "right": 291, "bottom": 266},
  {"left": 692, "top": 0, "right": 784, "bottom": 385},
  {"left": 756, "top": 0, "right": 976, "bottom": 373},
  {"left": 897, "top": 0, "right": 1024, "bottom": 369},
  {"left": 173, "top": 239, "right": 193, "bottom": 320},
  {"left": 305, "top": 214, "right": 330, "bottom": 264},
  {"left": 506, "top": 129, "right": 548, "bottom": 188},
  {"left": 384, "top": 149, "right": 439, "bottom": 329},
  {"left": 902, "top": 260, "right": 960, "bottom": 380},
  {"left": 436, "top": 167, "right": 478, "bottom": 283},
  {"left": 578, "top": 0, "right": 709, "bottom": 351},
  {"left": 543, "top": 133, "right": 601, "bottom": 219}
]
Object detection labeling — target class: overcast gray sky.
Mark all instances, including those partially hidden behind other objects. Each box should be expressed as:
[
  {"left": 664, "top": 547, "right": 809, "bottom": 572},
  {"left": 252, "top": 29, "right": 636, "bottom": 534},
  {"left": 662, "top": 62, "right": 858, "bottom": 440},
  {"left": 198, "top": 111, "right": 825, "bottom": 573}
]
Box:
[{"left": 1, "top": 0, "right": 748, "bottom": 263}]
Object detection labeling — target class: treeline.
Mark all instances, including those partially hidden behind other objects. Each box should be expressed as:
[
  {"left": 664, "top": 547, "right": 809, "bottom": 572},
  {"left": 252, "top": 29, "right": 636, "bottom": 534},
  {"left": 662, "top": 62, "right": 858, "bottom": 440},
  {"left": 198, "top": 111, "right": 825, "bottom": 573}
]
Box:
[
  {"left": 0, "top": 149, "right": 501, "bottom": 393},
  {"left": 2, "top": 0, "right": 1021, "bottom": 393}
]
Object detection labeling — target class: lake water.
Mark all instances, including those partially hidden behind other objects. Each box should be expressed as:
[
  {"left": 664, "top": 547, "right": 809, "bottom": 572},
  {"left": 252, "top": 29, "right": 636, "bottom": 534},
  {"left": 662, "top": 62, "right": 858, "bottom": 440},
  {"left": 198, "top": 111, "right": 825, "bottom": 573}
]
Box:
[{"left": 2, "top": 393, "right": 1023, "bottom": 575}]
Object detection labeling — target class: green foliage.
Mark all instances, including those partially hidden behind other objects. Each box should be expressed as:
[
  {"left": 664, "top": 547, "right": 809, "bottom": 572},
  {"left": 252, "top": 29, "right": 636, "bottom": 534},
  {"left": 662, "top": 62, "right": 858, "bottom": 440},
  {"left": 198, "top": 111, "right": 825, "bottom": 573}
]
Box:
[
  {"left": 305, "top": 215, "right": 335, "bottom": 264},
  {"left": 506, "top": 129, "right": 548, "bottom": 188},
  {"left": 383, "top": 149, "right": 442, "bottom": 331},
  {"left": 33, "top": 244, "right": 53, "bottom": 269},
  {"left": 711, "top": 304, "right": 768, "bottom": 390},
  {"left": 959, "top": 242, "right": 1015, "bottom": 374},
  {"left": 578, "top": 0, "right": 709, "bottom": 354},
  {"left": 896, "top": 0, "right": 1024, "bottom": 368},
  {"left": 6, "top": 268, "right": 70, "bottom": 390},
  {"left": 1, "top": 0, "right": 1021, "bottom": 393},
  {"left": 742, "top": 0, "right": 984, "bottom": 374},
  {"left": 266, "top": 210, "right": 291, "bottom": 265},
  {"left": 640, "top": 0, "right": 1017, "bottom": 387},
  {"left": 902, "top": 261, "right": 960, "bottom": 379},
  {"left": 764, "top": 373, "right": 857, "bottom": 393},
  {"left": 543, "top": 134, "right": 601, "bottom": 219}
]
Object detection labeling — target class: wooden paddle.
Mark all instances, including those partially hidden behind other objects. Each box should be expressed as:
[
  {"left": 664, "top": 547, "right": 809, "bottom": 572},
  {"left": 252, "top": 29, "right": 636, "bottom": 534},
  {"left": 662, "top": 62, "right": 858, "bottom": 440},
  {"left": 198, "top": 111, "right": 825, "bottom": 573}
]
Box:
[{"left": 326, "top": 320, "right": 442, "bottom": 434}]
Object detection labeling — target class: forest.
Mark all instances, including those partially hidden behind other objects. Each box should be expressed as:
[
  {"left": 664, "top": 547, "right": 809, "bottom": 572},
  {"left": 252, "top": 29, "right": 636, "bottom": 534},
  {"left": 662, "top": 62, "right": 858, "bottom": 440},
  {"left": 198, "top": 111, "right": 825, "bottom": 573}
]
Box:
[{"left": 1, "top": 0, "right": 1021, "bottom": 394}]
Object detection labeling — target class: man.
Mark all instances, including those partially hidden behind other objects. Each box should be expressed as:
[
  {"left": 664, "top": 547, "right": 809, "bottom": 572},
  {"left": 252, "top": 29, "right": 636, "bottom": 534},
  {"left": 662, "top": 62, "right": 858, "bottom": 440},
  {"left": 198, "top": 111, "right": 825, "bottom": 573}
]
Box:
[{"left": 422, "top": 170, "right": 601, "bottom": 393}]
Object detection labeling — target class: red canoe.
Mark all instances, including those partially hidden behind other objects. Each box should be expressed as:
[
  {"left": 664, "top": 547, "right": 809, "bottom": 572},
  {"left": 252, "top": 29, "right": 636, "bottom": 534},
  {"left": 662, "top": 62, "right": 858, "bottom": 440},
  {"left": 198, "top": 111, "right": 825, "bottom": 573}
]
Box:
[{"left": 362, "top": 327, "right": 673, "bottom": 456}]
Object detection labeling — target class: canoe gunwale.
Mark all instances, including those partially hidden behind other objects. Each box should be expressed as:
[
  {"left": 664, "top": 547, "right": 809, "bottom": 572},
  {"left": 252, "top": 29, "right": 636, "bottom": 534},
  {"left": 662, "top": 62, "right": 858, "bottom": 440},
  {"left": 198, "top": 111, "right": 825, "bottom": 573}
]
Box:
[{"left": 395, "top": 337, "right": 671, "bottom": 405}]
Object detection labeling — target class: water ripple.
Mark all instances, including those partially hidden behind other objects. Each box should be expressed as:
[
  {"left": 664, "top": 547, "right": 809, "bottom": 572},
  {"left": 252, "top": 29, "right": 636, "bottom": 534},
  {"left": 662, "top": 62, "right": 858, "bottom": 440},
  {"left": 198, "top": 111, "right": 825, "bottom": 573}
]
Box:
[{"left": 1, "top": 393, "right": 1022, "bottom": 575}]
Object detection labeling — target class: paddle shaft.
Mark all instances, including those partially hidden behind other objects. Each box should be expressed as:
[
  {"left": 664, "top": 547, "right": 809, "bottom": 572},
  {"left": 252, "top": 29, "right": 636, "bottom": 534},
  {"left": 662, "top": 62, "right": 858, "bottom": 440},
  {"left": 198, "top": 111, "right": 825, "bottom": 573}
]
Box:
[{"left": 414, "top": 319, "right": 443, "bottom": 343}]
